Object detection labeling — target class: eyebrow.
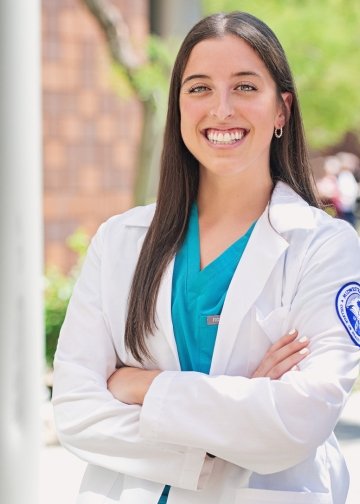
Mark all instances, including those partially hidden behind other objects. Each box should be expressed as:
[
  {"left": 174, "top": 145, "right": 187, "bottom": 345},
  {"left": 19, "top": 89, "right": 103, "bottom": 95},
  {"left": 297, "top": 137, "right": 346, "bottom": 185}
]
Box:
[{"left": 181, "top": 71, "right": 261, "bottom": 87}]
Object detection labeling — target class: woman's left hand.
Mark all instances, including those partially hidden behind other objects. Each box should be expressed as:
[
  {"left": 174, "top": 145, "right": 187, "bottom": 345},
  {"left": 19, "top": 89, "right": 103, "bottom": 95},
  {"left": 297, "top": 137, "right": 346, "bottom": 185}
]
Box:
[
  {"left": 251, "top": 329, "right": 309, "bottom": 379},
  {"left": 107, "top": 366, "right": 161, "bottom": 405}
]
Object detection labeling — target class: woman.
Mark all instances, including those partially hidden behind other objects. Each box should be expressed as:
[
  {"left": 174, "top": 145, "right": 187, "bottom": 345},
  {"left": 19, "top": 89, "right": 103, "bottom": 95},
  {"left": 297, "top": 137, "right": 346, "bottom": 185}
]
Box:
[{"left": 52, "top": 11, "right": 360, "bottom": 504}]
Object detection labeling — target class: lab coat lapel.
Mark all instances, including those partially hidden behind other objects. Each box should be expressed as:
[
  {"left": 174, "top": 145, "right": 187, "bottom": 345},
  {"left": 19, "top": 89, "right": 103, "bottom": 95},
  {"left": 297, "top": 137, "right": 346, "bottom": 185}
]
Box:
[
  {"left": 155, "top": 258, "right": 181, "bottom": 369},
  {"left": 210, "top": 206, "right": 289, "bottom": 375},
  {"left": 126, "top": 206, "right": 180, "bottom": 369}
]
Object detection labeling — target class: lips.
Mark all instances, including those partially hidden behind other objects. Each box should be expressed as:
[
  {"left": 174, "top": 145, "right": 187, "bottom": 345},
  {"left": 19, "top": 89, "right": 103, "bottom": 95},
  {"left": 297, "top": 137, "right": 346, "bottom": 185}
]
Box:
[{"left": 204, "top": 128, "right": 248, "bottom": 145}]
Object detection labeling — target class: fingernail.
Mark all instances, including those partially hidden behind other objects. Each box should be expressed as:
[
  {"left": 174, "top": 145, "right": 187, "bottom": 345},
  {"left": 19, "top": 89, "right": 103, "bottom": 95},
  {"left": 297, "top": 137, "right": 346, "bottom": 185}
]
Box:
[
  {"left": 289, "top": 328, "right": 297, "bottom": 335},
  {"left": 298, "top": 336, "right": 308, "bottom": 343},
  {"left": 299, "top": 347, "right": 309, "bottom": 355}
]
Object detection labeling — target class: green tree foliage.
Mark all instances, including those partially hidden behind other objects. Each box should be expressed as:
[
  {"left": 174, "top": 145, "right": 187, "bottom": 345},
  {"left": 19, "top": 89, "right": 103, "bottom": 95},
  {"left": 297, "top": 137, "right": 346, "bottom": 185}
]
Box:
[
  {"left": 110, "top": 35, "right": 174, "bottom": 110},
  {"left": 202, "top": 0, "right": 360, "bottom": 148},
  {"left": 44, "top": 229, "right": 90, "bottom": 367},
  {"left": 109, "top": 34, "right": 176, "bottom": 203}
]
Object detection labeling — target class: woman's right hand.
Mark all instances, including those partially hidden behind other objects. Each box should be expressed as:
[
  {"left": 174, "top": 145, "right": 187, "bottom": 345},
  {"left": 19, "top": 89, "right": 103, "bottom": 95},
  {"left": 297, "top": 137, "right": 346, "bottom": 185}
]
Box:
[{"left": 251, "top": 330, "right": 309, "bottom": 379}]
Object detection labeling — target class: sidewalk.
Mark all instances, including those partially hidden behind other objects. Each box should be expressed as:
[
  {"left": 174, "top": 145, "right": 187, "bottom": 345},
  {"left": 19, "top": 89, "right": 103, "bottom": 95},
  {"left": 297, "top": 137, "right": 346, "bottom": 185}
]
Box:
[
  {"left": 40, "top": 392, "right": 360, "bottom": 504},
  {"left": 335, "top": 392, "right": 360, "bottom": 504}
]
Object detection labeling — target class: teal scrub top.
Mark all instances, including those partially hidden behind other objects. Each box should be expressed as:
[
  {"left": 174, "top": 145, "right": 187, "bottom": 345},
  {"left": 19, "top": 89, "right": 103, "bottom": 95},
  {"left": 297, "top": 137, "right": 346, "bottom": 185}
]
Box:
[{"left": 158, "top": 204, "right": 255, "bottom": 504}]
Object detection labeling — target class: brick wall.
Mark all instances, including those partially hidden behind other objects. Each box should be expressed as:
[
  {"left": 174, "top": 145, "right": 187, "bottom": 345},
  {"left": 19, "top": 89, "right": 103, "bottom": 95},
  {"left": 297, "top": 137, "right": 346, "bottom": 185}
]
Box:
[{"left": 42, "top": 0, "right": 149, "bottom": 271}]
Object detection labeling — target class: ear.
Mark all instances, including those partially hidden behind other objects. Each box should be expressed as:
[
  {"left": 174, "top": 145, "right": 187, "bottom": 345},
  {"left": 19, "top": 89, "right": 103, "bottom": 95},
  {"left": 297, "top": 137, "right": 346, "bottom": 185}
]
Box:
[{"left": 276, "top": 92, "right": 293, "bottom": 128}]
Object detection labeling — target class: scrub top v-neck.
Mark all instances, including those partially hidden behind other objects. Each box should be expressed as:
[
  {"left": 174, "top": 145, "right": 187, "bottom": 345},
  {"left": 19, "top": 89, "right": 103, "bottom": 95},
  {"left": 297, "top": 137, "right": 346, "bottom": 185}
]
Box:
[
  {"left": 157, "top": 205, "right": 255, "bottom": 504},
  {"left": 172, "top": 204, "right": 256, "bottom": 374}
]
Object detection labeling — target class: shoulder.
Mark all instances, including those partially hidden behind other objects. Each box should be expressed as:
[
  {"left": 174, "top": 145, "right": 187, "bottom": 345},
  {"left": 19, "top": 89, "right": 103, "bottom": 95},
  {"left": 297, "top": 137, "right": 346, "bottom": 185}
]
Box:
[
  {"left": 89, "top": 203, "right": 156, "bottom": 256},
  {"left": 271, "top": 181, "right": 359, "bottom": 249},
  {"left": 269, "top": 185, "right": 360, "bottom": 313}
]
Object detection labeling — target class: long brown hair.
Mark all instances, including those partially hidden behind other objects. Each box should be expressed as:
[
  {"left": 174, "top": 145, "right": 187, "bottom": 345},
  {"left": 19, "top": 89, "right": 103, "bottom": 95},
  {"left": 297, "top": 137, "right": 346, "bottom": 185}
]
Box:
[{"left": 125, "top": 11, "right": 320, "bottom": 363}]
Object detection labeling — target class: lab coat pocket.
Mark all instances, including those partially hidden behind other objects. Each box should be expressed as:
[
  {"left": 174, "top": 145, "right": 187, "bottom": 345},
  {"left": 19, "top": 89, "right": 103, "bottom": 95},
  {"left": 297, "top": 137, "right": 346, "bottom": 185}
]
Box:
[
  {"left": 235, "top": 488, "right": 331, "bottom": 504},
  {"left": 255, "top": 305, "right": 291, "bottom": 344}
]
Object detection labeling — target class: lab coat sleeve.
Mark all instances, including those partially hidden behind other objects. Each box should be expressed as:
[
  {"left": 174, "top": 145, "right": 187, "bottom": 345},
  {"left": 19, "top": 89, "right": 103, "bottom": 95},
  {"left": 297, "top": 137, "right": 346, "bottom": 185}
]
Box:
[
  {"left": 52, "top": 222, "right": 206, "bottom": 490},
  {"left": 139, "top": 224, "right": 360, "bottom": 474}
]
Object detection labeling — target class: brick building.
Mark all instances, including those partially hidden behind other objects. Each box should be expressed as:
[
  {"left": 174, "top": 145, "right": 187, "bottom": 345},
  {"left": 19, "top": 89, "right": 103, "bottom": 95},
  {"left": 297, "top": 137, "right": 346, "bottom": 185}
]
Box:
[{"left": 42, "top": 0, "right": 148, "bottom": 271}]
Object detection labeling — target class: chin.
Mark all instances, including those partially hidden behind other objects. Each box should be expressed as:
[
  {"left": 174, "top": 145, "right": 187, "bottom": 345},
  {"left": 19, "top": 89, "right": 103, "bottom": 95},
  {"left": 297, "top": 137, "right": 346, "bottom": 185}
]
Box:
[{"left": 200, "top": 161, "right": 248, "bottom": 177}]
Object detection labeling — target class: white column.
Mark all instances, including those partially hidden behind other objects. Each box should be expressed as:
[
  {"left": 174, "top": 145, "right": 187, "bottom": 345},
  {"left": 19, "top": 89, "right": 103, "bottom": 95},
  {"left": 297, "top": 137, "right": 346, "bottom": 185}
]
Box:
[{"left": 0, "top": 1, "right": 43, "bottom": 503}]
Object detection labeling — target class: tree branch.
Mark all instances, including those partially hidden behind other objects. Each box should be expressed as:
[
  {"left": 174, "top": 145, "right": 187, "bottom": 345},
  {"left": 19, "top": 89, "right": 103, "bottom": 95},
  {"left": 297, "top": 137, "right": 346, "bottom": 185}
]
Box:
[{"left": 80, "top": 0, "right": 143, "bottom": 71}]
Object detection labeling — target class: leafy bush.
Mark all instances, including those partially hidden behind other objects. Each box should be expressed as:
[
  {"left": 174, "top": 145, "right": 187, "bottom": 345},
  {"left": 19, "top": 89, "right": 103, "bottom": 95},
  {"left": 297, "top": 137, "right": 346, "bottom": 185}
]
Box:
[{"left": 44, "top": 229, "right": 89, "bottom": 367}]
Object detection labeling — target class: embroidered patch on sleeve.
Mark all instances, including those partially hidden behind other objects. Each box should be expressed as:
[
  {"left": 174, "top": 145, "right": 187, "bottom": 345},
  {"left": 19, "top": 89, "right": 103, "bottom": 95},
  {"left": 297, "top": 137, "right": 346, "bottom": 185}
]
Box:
[{"left": 336, "top": 282, "right": 360, "bottom": 347}]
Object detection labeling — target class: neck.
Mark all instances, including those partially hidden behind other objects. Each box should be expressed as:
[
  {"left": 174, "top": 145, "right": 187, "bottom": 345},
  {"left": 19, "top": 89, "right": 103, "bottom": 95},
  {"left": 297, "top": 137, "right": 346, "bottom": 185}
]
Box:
[{"left": 197, "top": 168, "right": 273, "bottom": 225}]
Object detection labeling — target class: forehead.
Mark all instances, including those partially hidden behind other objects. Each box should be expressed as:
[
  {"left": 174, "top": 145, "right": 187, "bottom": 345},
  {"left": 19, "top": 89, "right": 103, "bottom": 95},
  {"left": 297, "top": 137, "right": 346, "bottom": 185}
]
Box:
[{"left": 183, "top": 35, "right": 272, "bottom": 81}]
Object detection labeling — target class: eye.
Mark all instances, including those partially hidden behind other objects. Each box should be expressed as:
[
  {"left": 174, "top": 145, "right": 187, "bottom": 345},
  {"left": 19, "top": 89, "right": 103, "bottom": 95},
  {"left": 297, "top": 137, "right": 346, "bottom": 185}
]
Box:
[
  {"left": 236, "top": 83, "right": 257, "bottom": 92},
  {"left": 187, "top": 84, "right": 210, "bottom": 94}
]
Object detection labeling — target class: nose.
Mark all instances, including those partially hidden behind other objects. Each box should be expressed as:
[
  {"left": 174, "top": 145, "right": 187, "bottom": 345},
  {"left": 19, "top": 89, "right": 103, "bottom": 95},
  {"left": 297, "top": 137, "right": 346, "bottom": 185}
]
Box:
[{"left": 209, "top": 91, "right": 234, "bottom": 120}]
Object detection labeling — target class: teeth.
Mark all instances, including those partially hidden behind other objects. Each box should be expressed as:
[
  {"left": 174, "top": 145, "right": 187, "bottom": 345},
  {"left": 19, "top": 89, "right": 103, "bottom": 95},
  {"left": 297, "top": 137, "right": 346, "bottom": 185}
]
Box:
[{"left": 206, "top": 129, "right": 245, "bottom": 144}]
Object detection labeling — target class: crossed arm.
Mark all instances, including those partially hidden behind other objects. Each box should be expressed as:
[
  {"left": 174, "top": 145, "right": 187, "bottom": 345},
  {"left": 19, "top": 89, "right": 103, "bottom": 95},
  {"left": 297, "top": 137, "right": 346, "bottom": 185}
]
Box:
[{"left": 108, "top": 329, "right": 310, "bottom": 405}]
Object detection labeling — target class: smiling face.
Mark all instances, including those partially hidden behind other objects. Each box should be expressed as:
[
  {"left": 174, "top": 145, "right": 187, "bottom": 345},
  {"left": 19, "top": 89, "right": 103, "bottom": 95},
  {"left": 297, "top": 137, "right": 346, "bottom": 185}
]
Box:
[{"left": 179, "top": 35, "right": 291, "bottom": 182}]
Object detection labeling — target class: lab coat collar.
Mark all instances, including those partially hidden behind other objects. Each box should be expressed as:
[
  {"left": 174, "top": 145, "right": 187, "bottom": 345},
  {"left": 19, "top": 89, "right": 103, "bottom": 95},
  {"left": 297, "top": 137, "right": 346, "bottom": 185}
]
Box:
[
  {"left": 124, "top": 183, "right": 316, "bottom": 232},
  {"left": 125, "top": 203, "right": 156, "bottom": 227},
  {"left": 269, "top": 181, "right": 316, "bottom": 233}
]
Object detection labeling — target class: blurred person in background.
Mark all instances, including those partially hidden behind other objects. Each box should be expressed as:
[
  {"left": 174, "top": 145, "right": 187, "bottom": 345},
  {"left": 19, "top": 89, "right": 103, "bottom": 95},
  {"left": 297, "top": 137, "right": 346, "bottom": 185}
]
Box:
[
  {"left": 52, "top": 11, "right": 360, "bottom": 504},
  {"left": 317, "top": 153, "right": 359, "bottom": 228},
  {"left": 316, "top": 155, "right": 341, "bottom": 217},
  {"left": 336, "top": 152, "right": 360, "bottom": 228}
]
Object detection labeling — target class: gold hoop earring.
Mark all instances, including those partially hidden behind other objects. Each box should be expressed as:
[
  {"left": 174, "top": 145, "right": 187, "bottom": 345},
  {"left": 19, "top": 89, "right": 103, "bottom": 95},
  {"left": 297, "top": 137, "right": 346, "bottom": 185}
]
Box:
[{"left": 274, "top": 127, "right": 283, "bottom": 139}]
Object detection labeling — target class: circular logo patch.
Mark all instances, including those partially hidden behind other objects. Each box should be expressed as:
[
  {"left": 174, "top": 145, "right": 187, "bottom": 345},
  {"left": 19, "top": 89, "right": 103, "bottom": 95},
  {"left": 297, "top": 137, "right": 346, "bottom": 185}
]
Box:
[{"left": 336, "top": 282, "right": 360, "bottom": 347}]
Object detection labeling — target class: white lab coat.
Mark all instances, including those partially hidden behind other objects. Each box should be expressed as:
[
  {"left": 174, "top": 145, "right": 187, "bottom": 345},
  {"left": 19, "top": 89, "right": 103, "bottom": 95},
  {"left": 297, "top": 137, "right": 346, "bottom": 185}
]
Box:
[{"left": 53, "top": 182, "right": 360, "bottom": 504}]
